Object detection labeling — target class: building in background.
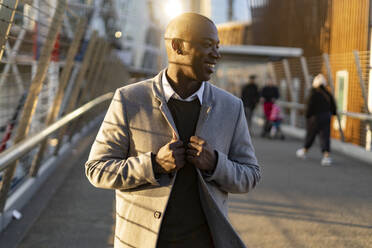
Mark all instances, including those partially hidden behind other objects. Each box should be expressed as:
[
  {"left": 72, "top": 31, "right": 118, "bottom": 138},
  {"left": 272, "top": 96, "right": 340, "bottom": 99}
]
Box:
[
  {"left": 111, "top": 0, "right": 162, "bottom": 73},
  {"left": 249, "top": 0, "right": 371, "bottom": 148},
  {"left": 188, "top": 0, "right": 250, "bottom": 24},
  {"left": 103, "top": 0, "right": 251, "bottom": 73},
  {"left": 250, "top": 0, "right": 332, "bottom": 57}
]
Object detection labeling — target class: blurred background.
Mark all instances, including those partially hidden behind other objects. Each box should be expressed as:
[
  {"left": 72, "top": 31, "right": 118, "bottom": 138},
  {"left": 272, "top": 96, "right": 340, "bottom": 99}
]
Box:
[
  {"left": 2, "top": 0, "right": 371, "bottom": 152},
  {"left": 0, "top": 1, "right": 372, "bottom": 247}
]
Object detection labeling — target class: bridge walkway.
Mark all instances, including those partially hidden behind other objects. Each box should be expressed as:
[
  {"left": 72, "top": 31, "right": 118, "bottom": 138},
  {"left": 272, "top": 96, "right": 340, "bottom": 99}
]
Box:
[{"left": 1, "top": 125, "right": 371, "bottom": 248}]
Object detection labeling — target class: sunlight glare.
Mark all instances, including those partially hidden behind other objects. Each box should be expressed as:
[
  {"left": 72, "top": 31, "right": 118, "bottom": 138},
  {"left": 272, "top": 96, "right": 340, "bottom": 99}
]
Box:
[
  {"left": 164, "top": 0, "right": 182, "bottom": 20},
  {"left": 115, "top": 31, "right": 122, "bottom": 38}
]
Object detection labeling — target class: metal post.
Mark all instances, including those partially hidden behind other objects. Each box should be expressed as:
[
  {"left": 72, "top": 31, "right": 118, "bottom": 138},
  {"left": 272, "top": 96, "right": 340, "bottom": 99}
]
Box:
[
  {"left": 323, "top": 53, "right": 345, "bottom": 142},
  {"left": 53, "top": 31, "right": 99, "bottom": 155},
  {"left": 283, "top": 59, "right": 297, "bottom": 126},
  {"left": 0, "top": 29, "right": 26, "bottom": 89},
  {"left": 67, "top": 39, "right": 107, "bottom": 141},
  {"left": 90, "top": 43, "right": 111, "bottom": 99},
  {"left": 300, "top": 56, "right": 312, "bottom": 96},
  {"left": 81, "top": 42, "right": 110, "bottom": 118},
  {"left": 367, "top": 44, "right": 372, "bottom": 151},
  {"left": 86, "top": 48, "right": 112, "bottom": 125},
  {"left": 268, "top": 62, "right": 278, "bottom": 85},
  {"left": 76, "top": 38, "right": 105, "bottom": 106},
  {"left": 59, "top": 64, "right": 80, "bottom": 117},
  {"left": 0, "top": 0, "right": 67, "bottom": 212},
  {"left": 353, "top": 50, "right": 372, "bottom": 150},
  {"left": 29, "top": 18, "right": 87, "bottom": 177},
  {"left": 353, "top": 50, "right": 371, "bottom": 113},
  {"left": 0, "top": 0, "right": 18, "bottom": 60}
]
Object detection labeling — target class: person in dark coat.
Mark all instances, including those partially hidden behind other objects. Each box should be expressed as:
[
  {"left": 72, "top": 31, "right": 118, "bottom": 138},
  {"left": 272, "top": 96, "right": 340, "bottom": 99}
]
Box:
[
  {"left": 260, "top": 77, "right": 279, "bottom": 137},
  {"left": 241, "top": 75, "right": 260, "bottom": 129},
  {"left": 296, "top": 74, "right": 337, "bottom": 166}
]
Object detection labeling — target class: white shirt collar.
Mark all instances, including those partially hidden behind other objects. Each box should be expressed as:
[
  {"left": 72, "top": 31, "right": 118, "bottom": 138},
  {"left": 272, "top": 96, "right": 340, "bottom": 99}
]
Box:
[{"left": 162, "top": 71, "right": 204, "bottom": 104}]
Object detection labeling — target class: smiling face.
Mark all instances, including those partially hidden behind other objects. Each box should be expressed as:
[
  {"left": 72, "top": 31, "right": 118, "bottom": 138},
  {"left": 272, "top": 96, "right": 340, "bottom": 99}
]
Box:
[
  {"left": 165, "top": 13, "right": 221, "bottom": 82},
  {"left": 182, "top": 22, "right": 220, "bottom": 82}
]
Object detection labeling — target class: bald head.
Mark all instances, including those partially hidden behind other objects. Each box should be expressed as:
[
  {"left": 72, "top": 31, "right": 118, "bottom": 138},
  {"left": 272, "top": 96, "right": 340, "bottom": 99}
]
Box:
[
  {"left": 164, "top": 13, "right": 220, "bottom": 83},
  {"left": 165, "top": 13, "right": 215, "bottom": 41}
]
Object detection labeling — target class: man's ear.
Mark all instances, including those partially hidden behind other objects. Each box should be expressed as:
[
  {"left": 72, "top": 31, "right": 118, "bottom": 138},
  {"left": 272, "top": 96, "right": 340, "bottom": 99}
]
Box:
[{"left": 171, "top": 39, "right": 183, "bottom": 55}]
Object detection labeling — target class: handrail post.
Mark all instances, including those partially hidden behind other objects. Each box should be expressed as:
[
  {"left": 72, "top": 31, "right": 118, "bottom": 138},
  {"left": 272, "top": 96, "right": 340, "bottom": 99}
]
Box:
[
  {"left": 300, "top": 56, "right": 312, "bottom": 97},
  {"left": 66, "top": 38, "right": 105, "bottom": 141},
  {"left": 0, "top": 0, "right": 18, "bottom": 60},
  {"left": 81, "top": 39, "right": 107, "bottom": 103},
  {"left": 283, "top": 59, "right": 297, "bottom": 127},
  {"left": 0, "top": 29, "right": 26, "bottom": 89},
  {"left": 91, "top": 43, "right": 111, "bottom": 100},
  {"left": 53, "top": 31, "right": 99, "bottom": 156},
  {"left": 353, "top": 51, "right": 370, "bottom": 112},
  {"left": 0, "top": 0, "right": 67, "bottom": 213},
  {"left": 268, "top": 62, "right": 278, "bottom": 85},
  {"left": 68, "top": 41, "right": 110, "bottom": 140},
  {"left": 353, "top": 50, "right": 372, "bottom": 150},
  {"left": 323, "top": 53, "right": 345, "bottom": 142},
  {"left": 29, "top": 18, "right": 87, "bottom": 177}
]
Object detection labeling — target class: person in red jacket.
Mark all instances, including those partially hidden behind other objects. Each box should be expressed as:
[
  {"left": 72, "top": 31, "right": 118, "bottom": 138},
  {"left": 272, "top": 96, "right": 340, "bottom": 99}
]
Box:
[{"left": 260, "top": 77, "right": 279, "bottom": 137}]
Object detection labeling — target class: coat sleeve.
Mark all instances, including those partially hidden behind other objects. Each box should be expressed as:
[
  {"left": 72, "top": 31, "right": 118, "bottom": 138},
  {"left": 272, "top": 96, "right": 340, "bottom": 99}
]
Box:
[
  {"left": 85, "top": 89, "right": 159, "bottom": 190},
  {"left": 204, "top": 101, "right": 261, "bottom": 193}
]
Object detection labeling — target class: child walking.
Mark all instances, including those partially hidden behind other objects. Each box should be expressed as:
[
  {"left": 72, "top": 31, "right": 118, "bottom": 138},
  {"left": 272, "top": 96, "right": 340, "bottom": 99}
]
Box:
[{"left": 269, "top": 100, "right": 285, "bottom": 139}]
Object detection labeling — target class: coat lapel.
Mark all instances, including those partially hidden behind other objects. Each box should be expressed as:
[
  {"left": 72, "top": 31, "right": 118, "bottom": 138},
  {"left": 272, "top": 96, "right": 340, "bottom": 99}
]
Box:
[
  {"left": 152, "top": 70, "right": 179, "bottom": 139},
  {"left": 151, "top": 70, "right": 216, "bottom": 140},
  {"left": 195, "top": 82, "right": 214, "bottom": 138}
]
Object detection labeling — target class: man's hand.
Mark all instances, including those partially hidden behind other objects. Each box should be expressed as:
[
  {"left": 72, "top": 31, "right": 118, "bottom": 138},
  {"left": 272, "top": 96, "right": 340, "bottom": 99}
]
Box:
[
  {"left": 186, "top": 136, "right": 216, "bottom": 172},
  {"left": 155, "top": 133, "right": 185, "bottom": 173}
]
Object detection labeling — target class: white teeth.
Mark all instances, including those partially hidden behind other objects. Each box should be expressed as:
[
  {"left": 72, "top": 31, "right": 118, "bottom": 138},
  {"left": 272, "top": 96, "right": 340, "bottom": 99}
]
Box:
[{"left": 206, "top": 63, "right": 215, "bottom": 68}]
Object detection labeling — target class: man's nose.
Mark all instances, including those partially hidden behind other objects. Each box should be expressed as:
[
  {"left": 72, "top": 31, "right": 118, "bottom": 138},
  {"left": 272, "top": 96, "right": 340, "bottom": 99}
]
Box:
[{"left": 212, "top": 47, "right": 221, "bottom": 59}]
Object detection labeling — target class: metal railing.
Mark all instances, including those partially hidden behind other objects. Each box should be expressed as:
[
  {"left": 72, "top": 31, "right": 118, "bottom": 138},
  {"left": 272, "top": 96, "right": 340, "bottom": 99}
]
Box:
[
  {"left": 215, "top": 49, "right": 372, "bottom": 150},
  {"left": 0, "top": 92, "right": 113, "bottom": 172},
  {"left": 0, "top": 0, "right": 136, "bottom": 216},
  {"left": 276, "top": 100, "right": 372, "bottom": 145},
  {"left": 277, "top": 100, "right": 372, "bottom": 121}
]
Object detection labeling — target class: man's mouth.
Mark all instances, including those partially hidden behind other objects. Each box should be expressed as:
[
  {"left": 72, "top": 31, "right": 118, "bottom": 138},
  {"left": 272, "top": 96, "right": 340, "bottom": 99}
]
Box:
[
  {"left": 205, "top": 63, "right": 215, "bottom": 69},
  {"left": 205, "top": 63, "right": 216, "bottom": 74}
]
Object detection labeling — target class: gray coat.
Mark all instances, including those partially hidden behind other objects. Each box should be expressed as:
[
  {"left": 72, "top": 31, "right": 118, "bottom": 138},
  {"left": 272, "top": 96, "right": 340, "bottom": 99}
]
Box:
[{"left": 85, "top": 70, "right": 261, "bottom": 248}]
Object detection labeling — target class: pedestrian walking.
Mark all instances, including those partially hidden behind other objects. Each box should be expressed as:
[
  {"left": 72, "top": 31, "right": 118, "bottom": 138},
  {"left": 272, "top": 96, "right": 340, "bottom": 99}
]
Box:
[
  {"left": 85, "top": 13, "right": 260, "bottom": 248},
  {"left": 241, "top": 75, "right": 260, "bottom": 130},
  {"left": 260, "top": 77, "right": 279, "bottom": 137},
  {"left": 296, "top": 74, "right": 337, "bottom": 166}
]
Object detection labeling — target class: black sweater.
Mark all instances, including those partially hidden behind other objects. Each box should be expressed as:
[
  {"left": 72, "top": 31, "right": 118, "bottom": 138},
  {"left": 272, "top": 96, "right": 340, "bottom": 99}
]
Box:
[
  {"left": 305, "top": 86, "right": 337, "bottom": 118},
  {"left": 159, "top": 98, "right": 210, "bottom": 242}
]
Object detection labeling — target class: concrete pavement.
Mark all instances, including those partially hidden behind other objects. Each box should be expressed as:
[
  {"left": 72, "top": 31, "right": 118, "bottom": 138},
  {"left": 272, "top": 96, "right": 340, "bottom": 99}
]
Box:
[
  {"left": 2, "top": 126, "right": 371, "bottom": 247},
  {"left": 230, "top": 128, "right": 372, "bottom": 247}
]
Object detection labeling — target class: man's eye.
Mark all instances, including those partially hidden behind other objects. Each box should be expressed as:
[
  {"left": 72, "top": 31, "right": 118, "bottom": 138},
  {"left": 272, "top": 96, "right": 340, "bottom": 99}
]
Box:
[{"left": 203, "top": 43, "right": 212, "bottom": 48}]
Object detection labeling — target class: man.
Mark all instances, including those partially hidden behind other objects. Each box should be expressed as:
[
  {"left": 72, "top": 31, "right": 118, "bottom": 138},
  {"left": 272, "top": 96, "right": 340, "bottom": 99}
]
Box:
[
  {"left": 241, "top": 75, "right": 260, "bottom": 130},
  {"left": 85, "top": 13, "right": 260, "bottom": 248},
  {"left": 260, "top": 77, "right": 279, "bottom": 137}
]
